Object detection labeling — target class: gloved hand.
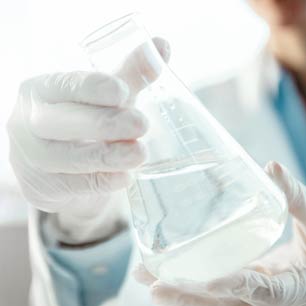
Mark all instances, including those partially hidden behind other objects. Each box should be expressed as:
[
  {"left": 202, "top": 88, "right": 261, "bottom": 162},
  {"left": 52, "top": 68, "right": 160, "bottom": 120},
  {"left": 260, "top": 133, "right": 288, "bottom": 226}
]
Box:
[
  {"left": 134, "top": 161, "right": 306, "bottom": 306},
  {"left": 8, "top": 38, "right": 170, "bottom": 244}
]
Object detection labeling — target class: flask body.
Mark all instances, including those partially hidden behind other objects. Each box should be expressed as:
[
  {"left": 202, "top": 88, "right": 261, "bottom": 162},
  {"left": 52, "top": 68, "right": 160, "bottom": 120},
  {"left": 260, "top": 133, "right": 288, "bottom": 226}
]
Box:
[{"left": 81, "top": 13, "right": 287, "bottom": 284}]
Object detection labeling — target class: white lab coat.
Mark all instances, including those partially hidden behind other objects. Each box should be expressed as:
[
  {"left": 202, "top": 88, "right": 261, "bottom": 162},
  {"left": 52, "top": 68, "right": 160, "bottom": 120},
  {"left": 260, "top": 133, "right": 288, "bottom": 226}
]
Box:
[{"left": 29, "top": 50, "right": 304, "bottom": 306}]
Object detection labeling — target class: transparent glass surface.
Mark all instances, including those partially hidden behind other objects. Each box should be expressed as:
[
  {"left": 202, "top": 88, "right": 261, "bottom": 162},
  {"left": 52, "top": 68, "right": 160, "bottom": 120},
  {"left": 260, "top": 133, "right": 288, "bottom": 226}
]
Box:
[{"left": 81, "top": 13, "right": 288, "bottom": 284}]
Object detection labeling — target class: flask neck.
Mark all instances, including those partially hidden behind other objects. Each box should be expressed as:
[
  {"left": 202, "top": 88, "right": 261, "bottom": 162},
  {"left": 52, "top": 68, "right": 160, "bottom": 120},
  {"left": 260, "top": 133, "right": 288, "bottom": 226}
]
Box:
[{"left": 81, "top": 13, "right": 166, "bottom": 96}]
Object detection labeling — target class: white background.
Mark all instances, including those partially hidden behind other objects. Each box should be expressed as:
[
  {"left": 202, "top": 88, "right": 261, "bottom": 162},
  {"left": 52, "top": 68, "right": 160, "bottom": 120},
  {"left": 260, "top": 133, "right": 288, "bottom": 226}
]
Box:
[{"left": 0, "top": 0, "right": 268, "bottom": 221}]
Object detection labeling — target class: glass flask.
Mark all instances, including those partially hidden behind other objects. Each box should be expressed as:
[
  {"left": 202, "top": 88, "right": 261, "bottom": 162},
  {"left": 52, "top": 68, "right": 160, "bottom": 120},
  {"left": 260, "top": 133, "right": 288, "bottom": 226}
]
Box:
[{"left": 81, "top": 13, "right": 288, "bottom": 284}]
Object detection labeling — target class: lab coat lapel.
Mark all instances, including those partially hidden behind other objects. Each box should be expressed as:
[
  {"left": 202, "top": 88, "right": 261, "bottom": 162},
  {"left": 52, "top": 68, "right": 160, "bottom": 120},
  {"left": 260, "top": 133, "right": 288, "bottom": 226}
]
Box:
[{"left": 29, "top": 208, "right": 58, "bottom": 306}]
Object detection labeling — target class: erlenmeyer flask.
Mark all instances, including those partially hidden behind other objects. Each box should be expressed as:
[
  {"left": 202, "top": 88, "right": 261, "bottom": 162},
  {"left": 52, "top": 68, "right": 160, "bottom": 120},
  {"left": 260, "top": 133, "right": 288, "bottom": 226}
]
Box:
[{"left": 81, "top": 13, "right": 287, "bottom": 284}]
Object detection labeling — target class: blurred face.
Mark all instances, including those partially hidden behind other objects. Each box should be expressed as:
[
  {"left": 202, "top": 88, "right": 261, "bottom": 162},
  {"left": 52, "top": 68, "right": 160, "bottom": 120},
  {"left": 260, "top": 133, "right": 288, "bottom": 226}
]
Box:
[{"left": 249, "top": 0, "right": 306, "bottom": 28}]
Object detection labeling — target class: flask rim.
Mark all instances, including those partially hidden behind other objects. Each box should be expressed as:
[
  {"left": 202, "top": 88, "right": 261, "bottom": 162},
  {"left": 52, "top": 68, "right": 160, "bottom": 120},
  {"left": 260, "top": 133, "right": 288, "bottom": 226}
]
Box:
[{"left": 80, "top": 12, "right": 141, "bottom": 50}]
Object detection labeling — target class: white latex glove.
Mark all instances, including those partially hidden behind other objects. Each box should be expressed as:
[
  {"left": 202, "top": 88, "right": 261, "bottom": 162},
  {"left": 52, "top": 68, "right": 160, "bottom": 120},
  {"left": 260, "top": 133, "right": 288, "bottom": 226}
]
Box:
[
  {"left": 8, "top": 38, "right": 170, "bottom": 245},
  {"left": 134, "top": 161, "right": 306, "bottom": 306}
]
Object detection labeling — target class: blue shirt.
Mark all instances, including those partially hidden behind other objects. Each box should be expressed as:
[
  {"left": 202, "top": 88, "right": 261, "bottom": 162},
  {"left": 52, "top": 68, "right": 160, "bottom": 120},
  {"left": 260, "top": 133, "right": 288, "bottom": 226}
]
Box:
[
  {"left": 47, "top": 70, "right": 306, "bottom": 306},
  {"left": 47, "top": 230, "right": 133, "bottom": 306},
  {"left": 274, "top": 70, "right": 306, "bottom": 182}
]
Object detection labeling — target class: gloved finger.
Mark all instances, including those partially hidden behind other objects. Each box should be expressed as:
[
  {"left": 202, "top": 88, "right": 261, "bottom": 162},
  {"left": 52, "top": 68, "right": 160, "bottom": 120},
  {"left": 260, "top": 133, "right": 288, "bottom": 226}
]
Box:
[
  {"left": 59, "top": 171, "right": 131, "bottom": 194},
  {"left": 151, "top": 281, "right": 248, "bottom": 306},
  {"left": 117, "top": 37, "right": 170, "bottom": 95},
  {"left": 33, "top": 71, "right": 130, "bottom": 106},
  {"left": 265, "top": 161, "right": 306, "bottom": 226},
  {"left": 133, "top": 264, "right": 157, "bottom": 286},
  {"left": 249, "top": 244, "right": 293, "bottom": 273},
  {"left": 153, "top": 37, "right": 171, "bottom": 64},
  {"left": 235, "top": 268, "right": 306, "bottom": 306},
  {"left": 30, "top": 101, "right": 148, "bottom": 141},
  {"left": 20, "top": 171, "right": 130, "bottom": 213},
  {"left": 247, "top": 242, "right": 295, "bottom": 276},
  {"left": 205, "top": 268, "right": 306, "bottom": 306},
  {"left": 26, "top": 139, "right": 146, "bottom": 173},
  {"left": 151, "top": 281, "right": 216, "bottom": 306},
  {"left": 39, "top": 141, "right": 145, "bottom": 173}
]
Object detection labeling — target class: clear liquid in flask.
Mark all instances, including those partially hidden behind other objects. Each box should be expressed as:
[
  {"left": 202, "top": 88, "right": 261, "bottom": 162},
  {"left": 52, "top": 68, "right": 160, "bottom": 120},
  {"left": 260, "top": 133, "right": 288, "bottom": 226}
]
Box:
[{"left": 129, "top": 152, "right": 287, "bottom": 284}]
